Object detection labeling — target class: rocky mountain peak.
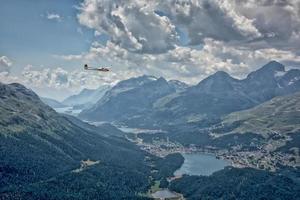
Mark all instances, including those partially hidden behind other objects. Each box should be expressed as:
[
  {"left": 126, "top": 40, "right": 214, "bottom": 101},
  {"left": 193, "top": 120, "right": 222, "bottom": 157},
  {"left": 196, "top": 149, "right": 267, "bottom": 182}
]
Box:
[{"left": 247, "top": 60, "right": 285, "bottom": 80}]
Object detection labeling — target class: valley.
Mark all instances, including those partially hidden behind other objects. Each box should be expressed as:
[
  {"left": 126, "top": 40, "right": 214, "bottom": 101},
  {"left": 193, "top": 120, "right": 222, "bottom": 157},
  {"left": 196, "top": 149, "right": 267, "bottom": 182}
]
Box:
[
  {"left": 3, "top": 0, "right": 300, "bottom": 198},
  {"left": 118, "top": 122, "right": 297, "bottom": 172},
  {"left": 1, "top": 61, "right": 300, "bottom": 200}
]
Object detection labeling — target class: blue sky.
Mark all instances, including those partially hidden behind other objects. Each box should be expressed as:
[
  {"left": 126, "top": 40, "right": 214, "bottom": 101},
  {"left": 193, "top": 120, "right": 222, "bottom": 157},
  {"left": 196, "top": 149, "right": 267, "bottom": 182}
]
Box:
[
  {"left": 0, "top": 0, "right": 95, "bottom": 72},
  {"left": 0, "top": 0, "right": 186, "bottom": 73},
  {"left": 1, "top": 0, "right": 300, "bottom": 100}
]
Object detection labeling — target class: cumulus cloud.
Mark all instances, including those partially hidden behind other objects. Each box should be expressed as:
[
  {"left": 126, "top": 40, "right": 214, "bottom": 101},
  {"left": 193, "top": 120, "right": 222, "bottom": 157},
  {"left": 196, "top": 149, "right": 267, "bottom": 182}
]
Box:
[
  {"left": 77, "top": 0, "right": 300, "bottom": 50},
  {"left": 158, "top": 0, "right": 262, "bottom": 45},
  {"left": 160, "top": 0, "right": 300, "bottom": 49},
  {"left": 9, "top": 0, "right": 299, "bottom": 97},
  {"left": 0, "top": 56, "right": 12, "bottom": 75},
  {"left": 59, "top": 37, "right": 300, "bottom": 84},
  {"left": 70, "top": 0, "right": 300, "bottom": 83},
  {"left": 234, "top": 0, "right": 300, "bottom": 50},
  {"left": 20, "top": 64, "right": 144, "bottom": 93},
  {"left": 77, "top": 0, "right": 178, "bottom": 53},
  {"left": 22, "top": 66, "right": 68, "bottom": 88},
  {"left": 2, "top": 64, "right": 126, "bottom": 100}
]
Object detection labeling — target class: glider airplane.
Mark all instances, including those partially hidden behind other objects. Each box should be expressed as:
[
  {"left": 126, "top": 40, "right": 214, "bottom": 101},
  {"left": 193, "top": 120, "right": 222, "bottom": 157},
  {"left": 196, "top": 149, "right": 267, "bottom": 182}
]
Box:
[{"left": 84, "top": 64, "right": 110, "bottom": 72}]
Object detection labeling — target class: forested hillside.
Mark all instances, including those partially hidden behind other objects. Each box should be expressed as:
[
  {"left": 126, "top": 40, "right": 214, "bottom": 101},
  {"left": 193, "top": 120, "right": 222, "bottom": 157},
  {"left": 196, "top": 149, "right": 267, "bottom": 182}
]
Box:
[{"left": 0, "top": 83, "right": 152, "bottom": 199}]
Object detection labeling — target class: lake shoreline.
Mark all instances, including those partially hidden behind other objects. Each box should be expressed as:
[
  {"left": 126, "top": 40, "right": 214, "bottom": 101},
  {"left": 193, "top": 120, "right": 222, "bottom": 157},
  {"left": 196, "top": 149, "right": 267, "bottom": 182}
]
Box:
[{"left": 174, "top": 152, "right": 230, "bottom": 176}]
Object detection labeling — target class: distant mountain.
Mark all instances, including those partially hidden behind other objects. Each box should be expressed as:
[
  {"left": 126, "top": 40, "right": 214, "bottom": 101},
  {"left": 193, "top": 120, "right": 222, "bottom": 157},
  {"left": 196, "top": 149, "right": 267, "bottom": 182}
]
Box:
[
  {"left": 141, "top": 61, "right": 300, "bottom": 127},
  {"left": 78, "top": 61, "right": 300, "bottom": 128},
  {"left": 0, "top": 82, "right": 152, "bottom": 199},
  {"left": 168, "top": 80, "right": 189, "bottom": 92},
  {"left": 40, "top": 97, "right": 66, "bottom": 108},
  {"left": 136, "top": 88, "right": 300, "bottom": 169},
  {"left": 79, "top": 75, "right": 177, "bottom": 122},
  {"left": 152, "top": 71, "right": 255, "bottom": 126},
  {"left": 242, "top": 60, "right": 298, "bottom": 102},
  {"left": 62, "top": 85, "right": 111, "bottom": 107}
]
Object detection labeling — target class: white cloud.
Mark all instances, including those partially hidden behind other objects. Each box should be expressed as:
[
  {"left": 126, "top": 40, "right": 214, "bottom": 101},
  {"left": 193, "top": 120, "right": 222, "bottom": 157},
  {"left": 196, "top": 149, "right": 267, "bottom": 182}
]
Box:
[
  {"left": 46, "top": 13, "right": 61, "bottom": 21},
  {"left": 4, "top": 0, "right": 300, "bottom": 99},
  {"left": 233, "top": 0, "right": 300, "bottom": 49},
  {"left": 67, "top": 0, "right": 300, "bottom": 84},
  {"left": 0, "top": 56, "right": 12, "bottom": 74},
  {"left": 159, "top": 0, "right": 300, "bottom": 48},
  {"left": 20, "top": 64, "right": 144, "bottom": 93},
  {"left": 77, "top": 0, "right": 300, "bottom": 50},
  {"left": 158, "top": 0, "right": 262, "bottom": 45},
  {"left": 77, "top": 0, "right": 178, "bottom": 53},
  {"left": 58, "top": 37, "right": 300, "bottom": 84}
]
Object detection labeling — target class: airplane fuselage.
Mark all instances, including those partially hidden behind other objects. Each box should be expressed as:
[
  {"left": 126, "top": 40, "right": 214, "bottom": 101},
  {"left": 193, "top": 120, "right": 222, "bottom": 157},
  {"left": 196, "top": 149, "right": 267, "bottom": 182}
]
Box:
[{"left": 84, "top": 64, "right": 109, "bottom": 72}]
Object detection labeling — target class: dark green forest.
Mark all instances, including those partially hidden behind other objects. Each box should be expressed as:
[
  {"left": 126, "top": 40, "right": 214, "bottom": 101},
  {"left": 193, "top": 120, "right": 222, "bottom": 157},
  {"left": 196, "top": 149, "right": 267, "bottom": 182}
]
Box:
[
  {"left": 0, "top": 83, "right": 152, "bottom": 199},
  {"left": 169, "top": 167, "right": 300, "bottom": 200}
]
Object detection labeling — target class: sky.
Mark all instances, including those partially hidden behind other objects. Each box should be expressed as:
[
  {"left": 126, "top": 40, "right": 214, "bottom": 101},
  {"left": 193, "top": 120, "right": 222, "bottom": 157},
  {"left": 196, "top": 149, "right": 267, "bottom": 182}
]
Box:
[{"left": 1, "top": 0, "right": 300, "bottom": 100}]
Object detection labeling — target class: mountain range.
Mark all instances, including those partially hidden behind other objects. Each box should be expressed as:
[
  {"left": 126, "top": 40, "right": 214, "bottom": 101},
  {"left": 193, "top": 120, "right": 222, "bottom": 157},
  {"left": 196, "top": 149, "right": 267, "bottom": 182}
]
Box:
[
  {"left": 62, "top": 85, "right": 111, "bottom": 108},
  {"left": 41, "top": 97, "right": 66, "bottom": 108},
  {"left": 1, "top": 60, "right": 300, "bottom": 199},
  {"left": 79, "top": 61, "right": 300, "bottom": 129},
  {"left": 79, "top": 75, "right": 185, "bottom": 122}
]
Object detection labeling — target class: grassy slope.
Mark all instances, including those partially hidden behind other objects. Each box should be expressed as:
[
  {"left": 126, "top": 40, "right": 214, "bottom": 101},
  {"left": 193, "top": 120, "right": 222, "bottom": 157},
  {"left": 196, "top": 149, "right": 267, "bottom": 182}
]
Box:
[{"left": 221, "top": 92, "right": 300, "bottom": 137}]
